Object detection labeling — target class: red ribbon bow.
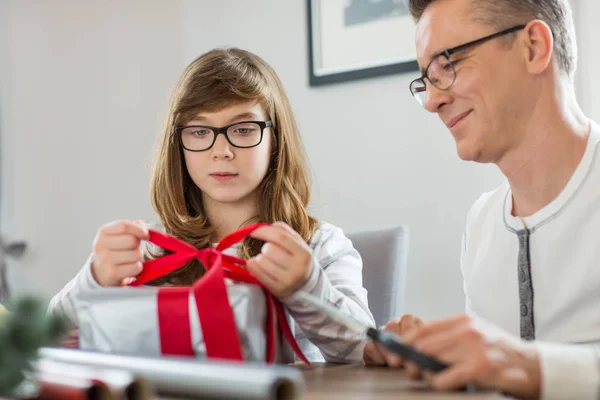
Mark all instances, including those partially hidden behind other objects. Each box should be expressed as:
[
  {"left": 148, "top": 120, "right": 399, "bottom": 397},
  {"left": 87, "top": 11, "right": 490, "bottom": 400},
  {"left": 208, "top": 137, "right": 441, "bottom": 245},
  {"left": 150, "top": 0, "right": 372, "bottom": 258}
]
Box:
[{"left": 128, "top": 223, "right": 309, "bottom": 365}]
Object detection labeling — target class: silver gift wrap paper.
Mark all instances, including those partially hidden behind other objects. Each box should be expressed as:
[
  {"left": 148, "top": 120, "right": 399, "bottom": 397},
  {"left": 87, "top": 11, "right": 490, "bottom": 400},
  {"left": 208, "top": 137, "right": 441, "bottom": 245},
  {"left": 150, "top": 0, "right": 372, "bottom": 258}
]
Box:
[
  {"left": 76, "top": 283, "right": 284, "bottom": 361},
  {"left": 37, "top": 347, "right": 306, "bottom": 400}
]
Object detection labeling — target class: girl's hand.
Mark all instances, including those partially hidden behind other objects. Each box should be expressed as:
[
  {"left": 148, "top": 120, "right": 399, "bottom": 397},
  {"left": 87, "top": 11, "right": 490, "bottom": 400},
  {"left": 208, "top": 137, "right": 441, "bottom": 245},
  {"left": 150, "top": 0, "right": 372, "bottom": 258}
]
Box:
[
  {"left": 246, "top": 222, "right": 313, "bottom": 297},
  {"left": 91, "top": 220, "right": 149, "bottom": 287}
]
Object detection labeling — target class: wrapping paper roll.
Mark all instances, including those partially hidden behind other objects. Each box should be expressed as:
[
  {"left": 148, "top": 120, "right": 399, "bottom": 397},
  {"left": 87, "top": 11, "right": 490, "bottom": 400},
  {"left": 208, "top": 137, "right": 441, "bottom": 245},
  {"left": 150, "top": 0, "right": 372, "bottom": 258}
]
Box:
[
  {"left": 33, "top": 359, "right": 151, "bottom": 400},
  {"left": 25, "top": 369, "right": 111, "bottom": 400},
  {"left": 37, "top": 348, "right": 305, "bottom": 400}
]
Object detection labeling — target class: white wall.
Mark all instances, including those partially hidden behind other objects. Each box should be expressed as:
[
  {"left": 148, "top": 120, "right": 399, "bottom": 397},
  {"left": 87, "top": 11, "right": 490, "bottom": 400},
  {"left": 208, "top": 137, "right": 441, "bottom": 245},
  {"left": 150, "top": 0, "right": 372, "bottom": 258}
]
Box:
[
  {"left": 573, "top": 1, "right": 600, "bottom": 121},
  {"left": 0, "top": 0, "right": 13, "bottom": 233},
  {"left": 1, "top": 0, "right": 597, "bottom": 322},
  {"left": 0, "top": 0, "right": 183, "bottom": 298},
  {"left": 182, "top": 0, "right": 504, "bottom": 320}
]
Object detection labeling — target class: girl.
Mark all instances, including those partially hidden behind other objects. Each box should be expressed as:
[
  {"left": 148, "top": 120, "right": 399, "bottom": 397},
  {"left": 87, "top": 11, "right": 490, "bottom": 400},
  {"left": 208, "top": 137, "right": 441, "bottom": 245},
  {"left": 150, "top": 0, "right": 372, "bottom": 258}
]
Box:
[{"left": 49, "top": 48, "right": 375, "bottom": 363}]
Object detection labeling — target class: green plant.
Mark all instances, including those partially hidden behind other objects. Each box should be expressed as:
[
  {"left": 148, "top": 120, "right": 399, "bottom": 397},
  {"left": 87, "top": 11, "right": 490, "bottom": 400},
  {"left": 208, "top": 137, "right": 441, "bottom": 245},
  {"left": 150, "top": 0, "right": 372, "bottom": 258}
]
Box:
[{"left": 0, "top": 296, "right": 70, "bottom": 396}]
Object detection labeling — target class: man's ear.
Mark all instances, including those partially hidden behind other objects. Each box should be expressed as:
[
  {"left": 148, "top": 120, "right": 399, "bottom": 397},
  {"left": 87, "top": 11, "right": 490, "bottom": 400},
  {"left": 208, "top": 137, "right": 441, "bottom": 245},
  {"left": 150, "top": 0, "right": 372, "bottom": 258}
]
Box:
[{"left": 521, "top": 19, "right": 554, "bottom": 76}]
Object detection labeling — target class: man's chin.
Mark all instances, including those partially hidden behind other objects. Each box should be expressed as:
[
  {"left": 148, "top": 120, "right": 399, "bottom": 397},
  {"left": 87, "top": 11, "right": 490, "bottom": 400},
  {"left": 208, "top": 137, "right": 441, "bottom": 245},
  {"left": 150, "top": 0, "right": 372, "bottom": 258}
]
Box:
[{"left": 455, "top": 140, "right": 483, "bottom": 163}]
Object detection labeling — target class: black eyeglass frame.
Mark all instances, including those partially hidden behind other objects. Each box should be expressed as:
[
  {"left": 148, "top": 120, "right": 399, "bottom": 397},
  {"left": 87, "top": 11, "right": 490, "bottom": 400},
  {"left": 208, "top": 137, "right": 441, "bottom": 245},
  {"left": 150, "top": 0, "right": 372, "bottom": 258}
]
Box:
[
  {"left": 174, "top": 120, "right": 274, "bottom": 152},
  {"left": 409, "top": 25, "right": 526, "bottom": 96}
]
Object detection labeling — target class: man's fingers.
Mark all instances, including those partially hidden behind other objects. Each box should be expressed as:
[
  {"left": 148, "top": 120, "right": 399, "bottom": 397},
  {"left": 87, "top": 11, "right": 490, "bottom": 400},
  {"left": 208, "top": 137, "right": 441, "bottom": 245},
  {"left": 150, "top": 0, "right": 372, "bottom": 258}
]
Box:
[
  {"left": 375, "top": 342, "right": 404, "bottom": 368},
  {"left": 405, "top": 314, "right": 470, "bottom": 343},
  {"left": 405, "top": 361, "right": 424, "bottom": 380},
  {"left": 363, "top": 341, "right": 386, "bottom": 365},
  {"left": 429, "top": 363, "right": 476, "bottom": 391}
]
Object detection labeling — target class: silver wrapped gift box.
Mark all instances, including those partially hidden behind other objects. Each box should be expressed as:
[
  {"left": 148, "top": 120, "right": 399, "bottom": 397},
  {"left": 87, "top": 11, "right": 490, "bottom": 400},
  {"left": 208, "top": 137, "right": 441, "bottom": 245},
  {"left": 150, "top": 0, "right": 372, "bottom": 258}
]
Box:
[{"left": 76, "top": 283, "right": 295, "bottom": 363}]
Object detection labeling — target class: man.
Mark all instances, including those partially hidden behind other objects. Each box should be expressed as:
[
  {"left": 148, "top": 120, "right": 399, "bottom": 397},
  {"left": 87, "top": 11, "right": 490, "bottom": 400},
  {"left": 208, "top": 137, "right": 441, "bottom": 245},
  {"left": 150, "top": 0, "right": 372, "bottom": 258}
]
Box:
[{"left": 364, "top": 0, "right": 600, "bottom": 397}]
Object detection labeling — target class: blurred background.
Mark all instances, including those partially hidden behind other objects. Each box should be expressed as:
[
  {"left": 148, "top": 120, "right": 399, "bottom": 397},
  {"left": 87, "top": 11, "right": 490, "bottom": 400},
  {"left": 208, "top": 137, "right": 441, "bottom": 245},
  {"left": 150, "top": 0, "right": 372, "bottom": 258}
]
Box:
[{"left": 1, "top": 0, "right": 596, "bottom": 321}]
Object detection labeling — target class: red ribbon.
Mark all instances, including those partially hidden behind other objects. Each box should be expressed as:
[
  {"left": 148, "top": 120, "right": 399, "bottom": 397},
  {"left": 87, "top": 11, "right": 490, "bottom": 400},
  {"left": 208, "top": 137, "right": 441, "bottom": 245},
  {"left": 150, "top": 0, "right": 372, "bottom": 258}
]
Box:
[{"left": 128, "top": 223, "right": 309, "bottom": 365}]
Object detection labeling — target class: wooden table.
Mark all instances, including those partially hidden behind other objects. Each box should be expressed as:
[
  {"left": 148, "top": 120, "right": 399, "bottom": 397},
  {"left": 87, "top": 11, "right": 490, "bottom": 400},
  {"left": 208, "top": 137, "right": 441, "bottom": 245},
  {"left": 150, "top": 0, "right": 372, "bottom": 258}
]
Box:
[
  {"left": 298, "top": 364, "right": 512, "bottom": 400},
  {"left": 158, "top": 363, "right": 513, "bottom": 399}
]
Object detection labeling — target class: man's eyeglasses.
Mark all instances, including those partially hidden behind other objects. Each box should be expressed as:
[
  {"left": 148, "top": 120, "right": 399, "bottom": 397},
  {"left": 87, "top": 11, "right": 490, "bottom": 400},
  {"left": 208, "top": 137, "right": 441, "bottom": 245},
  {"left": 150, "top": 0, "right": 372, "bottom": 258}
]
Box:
[
  {"left": 409, "top": 25, "right": 526, "bottom": 106},
  {"left": 175, "top": 120, "right": 273, "bottom": 152}
]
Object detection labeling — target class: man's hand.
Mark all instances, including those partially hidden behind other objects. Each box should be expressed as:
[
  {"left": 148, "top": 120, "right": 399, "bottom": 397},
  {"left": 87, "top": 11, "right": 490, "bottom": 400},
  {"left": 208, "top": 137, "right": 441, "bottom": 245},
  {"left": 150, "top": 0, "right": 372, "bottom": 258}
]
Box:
[
  {"left": 363, "top": 314, "right": 424, "bottom": 367},
  {"left": 403, "top": 314, "right": 542, "bottom": 400}
]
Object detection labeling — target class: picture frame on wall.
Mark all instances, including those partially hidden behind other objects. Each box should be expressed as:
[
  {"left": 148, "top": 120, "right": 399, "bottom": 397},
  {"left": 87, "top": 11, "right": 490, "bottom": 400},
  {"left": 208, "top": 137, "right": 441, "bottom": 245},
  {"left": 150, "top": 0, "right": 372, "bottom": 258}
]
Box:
[{"left": 307, "top": 0, "right": 420, "bottom": 87}]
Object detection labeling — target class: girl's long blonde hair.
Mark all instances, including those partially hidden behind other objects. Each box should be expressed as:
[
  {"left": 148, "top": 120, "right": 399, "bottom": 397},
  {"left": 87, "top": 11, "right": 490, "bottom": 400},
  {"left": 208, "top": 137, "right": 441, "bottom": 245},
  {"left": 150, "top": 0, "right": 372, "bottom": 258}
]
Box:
[{"left": 149, "top": 48, "right": 318, "bottom": 285}]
